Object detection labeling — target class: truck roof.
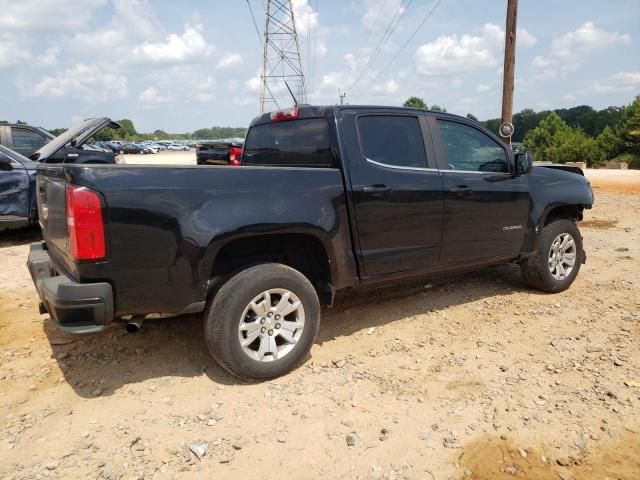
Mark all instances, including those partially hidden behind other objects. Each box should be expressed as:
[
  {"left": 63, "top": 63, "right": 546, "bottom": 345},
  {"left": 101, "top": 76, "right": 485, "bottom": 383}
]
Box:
[{"left": 250, "top": 105, "right": 468, "bottom": 126}]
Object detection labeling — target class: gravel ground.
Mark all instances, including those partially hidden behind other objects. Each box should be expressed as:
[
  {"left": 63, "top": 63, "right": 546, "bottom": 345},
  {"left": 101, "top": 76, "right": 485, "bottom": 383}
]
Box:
[{"left": 0, "top": 169, "right": 638, "bottom": 480}]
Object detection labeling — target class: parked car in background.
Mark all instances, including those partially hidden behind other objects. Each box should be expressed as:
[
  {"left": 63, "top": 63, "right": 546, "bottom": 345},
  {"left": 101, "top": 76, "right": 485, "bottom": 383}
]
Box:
[
  {"left": 168, "top": 143, "right": 189, "bottom": 151},
  {"left": 29, "top": 118, "right": 122, "bottom": 164},
  {"left": 196, "top": 139, "right": 244, "bottom": 166},
  {"left": 1, "top": 118, "right": 124, "bottom": 231},
  {"left": 121, "top": 143, "right": 146, "bottom": 154},
  {"left": 0, "top": 123, "right": 55, "bottom": 157},
  {"left": 139, "top": 143, "right": 158, "bottom": 154},
  {"left": 0, "top": 144, "right": 37, "bottom": 230}
]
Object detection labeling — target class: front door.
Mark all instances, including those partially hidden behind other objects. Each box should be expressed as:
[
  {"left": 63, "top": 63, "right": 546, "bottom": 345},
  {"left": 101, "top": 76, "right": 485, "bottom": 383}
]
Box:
[
  {"left": 341, "top": 111, "right": 444, "bottom": 277},
  {"left": 431, "top": 118, "right": 530, "bottom": 264}
]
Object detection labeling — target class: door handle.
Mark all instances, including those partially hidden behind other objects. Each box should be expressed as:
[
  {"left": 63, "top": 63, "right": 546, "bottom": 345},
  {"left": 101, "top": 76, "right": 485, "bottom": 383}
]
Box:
[
  {"left": 361, "top": 185, "right": 392, "bottom": 197},
  {"left": 449, "top": 185, "right": 473, "bottom": 196},
  {"left": 66, "top": 153, "right": 79, "bottom": 159}
]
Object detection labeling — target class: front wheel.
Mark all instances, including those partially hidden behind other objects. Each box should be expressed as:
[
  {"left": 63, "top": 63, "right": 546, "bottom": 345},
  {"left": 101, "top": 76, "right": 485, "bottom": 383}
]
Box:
[
  {"left": 204, "top": 263, "right": 320, "bottom": 380},
  {"left": 521, "top": 219, "right": 584, "bottom": 293}
]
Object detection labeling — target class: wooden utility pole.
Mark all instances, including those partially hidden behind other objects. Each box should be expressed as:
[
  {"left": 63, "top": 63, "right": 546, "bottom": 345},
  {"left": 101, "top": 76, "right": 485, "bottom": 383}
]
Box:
[{"left": 500, "top": 0, "right": 518, "bottom": 147}]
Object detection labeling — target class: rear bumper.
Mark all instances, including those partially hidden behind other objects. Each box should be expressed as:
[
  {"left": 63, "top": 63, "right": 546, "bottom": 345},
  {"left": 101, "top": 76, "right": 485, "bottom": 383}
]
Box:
[{"left": 27, "top": 242, "right": 113, "bottom": 334}]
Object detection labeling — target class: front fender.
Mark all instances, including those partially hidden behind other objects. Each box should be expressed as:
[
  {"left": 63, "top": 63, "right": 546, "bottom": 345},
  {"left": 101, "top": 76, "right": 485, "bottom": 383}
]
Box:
[{"left": 522, "top": 166, "right": 593, "bottom": 252}]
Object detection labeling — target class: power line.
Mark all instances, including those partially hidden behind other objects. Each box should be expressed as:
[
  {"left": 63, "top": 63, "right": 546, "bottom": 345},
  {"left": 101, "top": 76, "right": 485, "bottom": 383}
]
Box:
[
  {"left": 348, "top": 0, "right": 413, "bottom": 93},
  {"left": 348, "top": 0, "right": 409, "bottom": 92},
  {"left": 306, "top": 0, "right": 311, "bottom": 93},
  {"left": 354, "top": 0, "right": 444, "bottom": 96},
  {"left": 311, "top": 0, "right": 318, "bottom": 95},
  {"left": 245, "top": 0, "right": 263, "bottom": 45},
  {"left": 348, "top": 0, "right": 391, "bottom": 80}
]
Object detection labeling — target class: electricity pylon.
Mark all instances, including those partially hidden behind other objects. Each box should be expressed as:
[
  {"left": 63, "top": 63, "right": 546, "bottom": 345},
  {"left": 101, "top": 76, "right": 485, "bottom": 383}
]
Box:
[{"left": 260, "top": 0, "right": 307, "bottom": 114}]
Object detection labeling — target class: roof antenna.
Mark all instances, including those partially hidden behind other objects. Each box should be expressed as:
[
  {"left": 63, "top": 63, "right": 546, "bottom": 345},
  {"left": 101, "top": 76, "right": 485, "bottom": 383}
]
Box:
[{"left": 284, "top": 81, "right": 298, "bottom": 107}]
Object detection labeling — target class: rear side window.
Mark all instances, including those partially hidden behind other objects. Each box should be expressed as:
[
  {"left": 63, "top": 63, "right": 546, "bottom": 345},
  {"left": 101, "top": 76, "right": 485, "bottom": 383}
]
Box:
[
  {"left": 243, "top": 118, "right": 333, "bottom": 167},
  {"left": 12, "top": 128, "right": 47, "bottom": 152},
  {"left": 357, "top": 115, "right": 427, "bottom": 168}
]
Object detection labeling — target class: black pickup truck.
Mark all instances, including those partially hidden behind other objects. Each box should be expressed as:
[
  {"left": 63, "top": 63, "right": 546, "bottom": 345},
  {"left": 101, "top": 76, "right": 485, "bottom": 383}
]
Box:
[
  {"left": 196, "top": 139, "right": 244, "bottom": 166},
  {"left": 28, "top": 105, "right": 593, "bottom": 380}
]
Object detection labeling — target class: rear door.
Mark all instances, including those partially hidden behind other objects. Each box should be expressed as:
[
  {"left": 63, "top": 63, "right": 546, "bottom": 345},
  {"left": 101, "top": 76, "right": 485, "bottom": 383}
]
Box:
[
  {"left": 340, "top": 110, "right": 444, "bottom": 277},
  {"left": 429, "top": 117, "right": 529, "bottom": 264}
]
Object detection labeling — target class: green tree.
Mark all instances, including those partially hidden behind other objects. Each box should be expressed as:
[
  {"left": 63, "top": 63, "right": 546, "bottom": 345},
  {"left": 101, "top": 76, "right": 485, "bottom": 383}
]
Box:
[
  {"left": 466, "top": 113, "right": 479, "bottom": 122},
  {"left": 595, "top": 126, "right": 622, "bottom": 161},
  {"left": 403, "top": 96, "right": 427, "bottom": 109},
  {"left": 48, "top": 128, "right": 67, "bottom": 137},
  {"left": 523, "top": 112, "right": 601, "bottom": 166},
  {"left": 429, "top": 105, "right": 447, "bottom": 112},
  {"left": 619, "top": 95, "right": 640, "bottom": 155}
]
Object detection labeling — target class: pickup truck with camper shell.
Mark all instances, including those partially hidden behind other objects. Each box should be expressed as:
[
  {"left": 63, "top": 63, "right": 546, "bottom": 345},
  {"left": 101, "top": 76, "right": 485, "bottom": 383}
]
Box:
[{"left": 27, "top": 105, "right": 594, "bottom": 380}]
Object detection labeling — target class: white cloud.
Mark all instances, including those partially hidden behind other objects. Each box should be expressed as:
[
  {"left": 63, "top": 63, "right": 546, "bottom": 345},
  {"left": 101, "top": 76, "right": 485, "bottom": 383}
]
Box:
[
  {"left": 135, "top": 24, "right": 215, "bottom": 63},
  {"left": 612, "top": 71, "right": 640, "bottom": 84},
  {"left": 139, "top": 86, "right": 173, "bottom": 106},
  {"left": 0, "top": 0, "right": 106, "bottom": 30},
  {"left": 0, "top": 34, "right": 31, "bottom": 66},
  {"left": 371, "top": 79, "right": 398, "bottom": 95},
  {"left": 231, "top": 95, "right": 254, "bottom": 107},
  {"left": 414, "top": 23, "right": 504, "bottom": 77},
  {"left": 71, "top": 0, "right": 161, "bottom": 61},
  {"left": 361, "top": 0, "right": 404, "bottom": 31},
  {"left": 139, "top": 65, "right": 216, "bottom": 105},
  {"left": 26, "top": 64, "right": 127, "bottom": 102},
  {"left": 217, "top": 53, "right": 243, "bottom": 69},
  {"left": 292, "top": 0, "right": 318, "bottom": 35},
  {"left": 579, "top": 70, "right": 640, "bottom": 95},
  {"left": 245, "top": 75, "right": 261, "bottom": 93},
  {"left": 533, "top": 22, "right": 630, "bottom": 72},
  {"left": 413, "top": 23, "right": 537, "bottom": 78},
  {"left": 476, "top": 83, "right": 491, "bottom": 92},
  {"left": 517, "top": 28, "right": 537, "bottom": 47},
  {"left": 36, "top": 46, "right": 59, "bottom": 66}
]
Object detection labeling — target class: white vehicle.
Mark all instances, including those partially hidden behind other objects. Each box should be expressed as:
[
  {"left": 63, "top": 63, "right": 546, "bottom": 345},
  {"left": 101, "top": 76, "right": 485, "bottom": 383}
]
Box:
[
  {"left": 168, "top": 144, "right": 189, "bottom": 151},
  {"left": 142, "top": 144, "right": 159, "bottom": 154}
]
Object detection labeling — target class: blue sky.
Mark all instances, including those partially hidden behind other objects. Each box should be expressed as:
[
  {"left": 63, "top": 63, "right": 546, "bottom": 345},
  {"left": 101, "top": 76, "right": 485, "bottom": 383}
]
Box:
[{"left": 1, "top": 0, "right": 639, "bottom": 132}]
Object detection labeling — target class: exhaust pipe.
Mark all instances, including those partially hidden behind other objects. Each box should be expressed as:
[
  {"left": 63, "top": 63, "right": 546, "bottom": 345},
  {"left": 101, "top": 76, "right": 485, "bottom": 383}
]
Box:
[{"left": 125, "top": 316, "right": 144, "bottom": 333}]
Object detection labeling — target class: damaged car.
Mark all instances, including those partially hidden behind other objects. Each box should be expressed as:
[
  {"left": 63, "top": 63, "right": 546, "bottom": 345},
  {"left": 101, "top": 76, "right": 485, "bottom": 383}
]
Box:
[{"left": 1, "top": 117, "right": 122, "bottom": 230}]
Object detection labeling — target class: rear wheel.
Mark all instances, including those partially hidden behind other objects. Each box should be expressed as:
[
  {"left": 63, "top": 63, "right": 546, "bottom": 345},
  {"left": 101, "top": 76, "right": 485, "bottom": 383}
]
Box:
[
  {"left": 521, "top": 219, "right": 583, "bottom": 293},
  {"left": 204, "top": 263, "right": 320, "bottom": 380}
]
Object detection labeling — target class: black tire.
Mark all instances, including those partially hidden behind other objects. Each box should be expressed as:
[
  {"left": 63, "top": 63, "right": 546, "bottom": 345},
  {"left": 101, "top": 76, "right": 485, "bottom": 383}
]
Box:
[
  {"left": 204, "top": 263, "right": 320, "bottom": 380},
  {"left": 521, "top": 219, "right": 583, "bottom": 293}
]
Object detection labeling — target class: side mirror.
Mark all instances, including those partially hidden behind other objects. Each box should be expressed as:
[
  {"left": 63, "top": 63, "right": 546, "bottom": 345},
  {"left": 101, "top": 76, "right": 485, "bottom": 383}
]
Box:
[
  {"left": 0, "top": 153, "right": 14, "bottom": 171},
  {"left": 515, "top": 153, "right": 532, "bottom": 175}
]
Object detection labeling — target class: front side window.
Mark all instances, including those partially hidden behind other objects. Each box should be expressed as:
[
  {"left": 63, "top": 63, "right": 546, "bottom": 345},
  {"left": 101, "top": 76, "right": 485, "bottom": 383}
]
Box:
[
  {"left": 357, "top": 115, "right": 427, "bottom": 168},
  {"left": 243, "top": 118, "right": 333, "bottom": 167},
  {"left": 438, "top": 120, "right": 509, "bottom": 173},
  {"left": 12, "top": 128, "right": 47, "bottom": 152}
]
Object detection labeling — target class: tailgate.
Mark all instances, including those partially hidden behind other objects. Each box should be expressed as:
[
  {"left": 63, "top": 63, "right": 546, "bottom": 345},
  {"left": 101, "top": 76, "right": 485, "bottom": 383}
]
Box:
[
  {"left": 36, "top": 166, "right": 72, "bottom": 269},
  {"left": 197, "top": 143, "right": 230, "bottom": 161}
]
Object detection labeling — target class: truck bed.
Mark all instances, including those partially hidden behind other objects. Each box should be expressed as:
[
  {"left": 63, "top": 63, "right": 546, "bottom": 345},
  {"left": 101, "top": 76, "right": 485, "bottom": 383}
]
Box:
[{"left": 36, "top": 164, "right": 356, "bottom": 318}]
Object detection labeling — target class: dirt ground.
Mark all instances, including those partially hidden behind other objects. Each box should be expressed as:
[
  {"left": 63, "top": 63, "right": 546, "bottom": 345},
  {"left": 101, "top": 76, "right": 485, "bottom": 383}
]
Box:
[{"left": 0, "top": 169, "right": 639, "bottom": 480}]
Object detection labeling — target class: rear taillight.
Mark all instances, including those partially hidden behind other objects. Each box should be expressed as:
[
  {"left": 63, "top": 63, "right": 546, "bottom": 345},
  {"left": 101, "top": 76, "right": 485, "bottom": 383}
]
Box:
[
  {"left": 66, "top": 185, "right": 106, "bottom": 260},
  {"left": 229, "top": 146, "right": 243, "bottom": 166},
  {"left": 270, "top": 107, "right": 299, "bottom": 122}
]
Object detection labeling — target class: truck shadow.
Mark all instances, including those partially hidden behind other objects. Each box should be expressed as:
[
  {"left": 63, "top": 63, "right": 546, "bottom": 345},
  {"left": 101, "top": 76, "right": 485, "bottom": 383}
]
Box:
[
  {"left": 43, "top": 262, "right": 540, "bottom": 396},
  {"left": 0, "top": 225, "right": 41, "bottom": 247},
  {"left": 317, "top": 263, "right": 535, "bottom": 344}
]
